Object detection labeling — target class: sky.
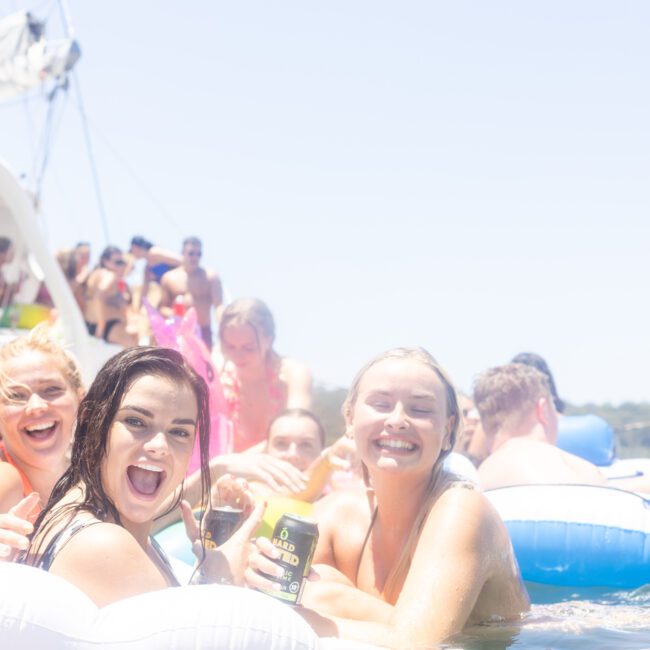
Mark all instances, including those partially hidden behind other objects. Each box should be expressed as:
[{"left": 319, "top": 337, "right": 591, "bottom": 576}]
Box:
[{"left": 1, "top": 1, "right": 649, "bottom": 404}]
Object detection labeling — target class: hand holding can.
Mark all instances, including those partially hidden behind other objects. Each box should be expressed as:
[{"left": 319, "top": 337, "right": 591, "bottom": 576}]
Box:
[
  {"left": 202, "top": 506, "right": 244, "bottom": 549},
  {"left": 258, "top": 513, "right": 319, "bottom": 605}
]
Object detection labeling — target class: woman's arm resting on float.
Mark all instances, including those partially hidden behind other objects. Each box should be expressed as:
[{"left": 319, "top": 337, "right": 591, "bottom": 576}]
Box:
[
  {"left": 301, "top": 564, "right": 393, "bottom": 622},
  {"left": 47, "top": 523, "right": 170, "bottom": 607}
]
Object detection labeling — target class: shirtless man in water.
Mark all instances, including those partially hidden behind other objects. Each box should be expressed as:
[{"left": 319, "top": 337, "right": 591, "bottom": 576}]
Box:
[
  {"left": 159, "top": 237, "right": 223, "bottom": 349},
  {"left": 474, "top": 363, "right": 650, "bottom": 493}
]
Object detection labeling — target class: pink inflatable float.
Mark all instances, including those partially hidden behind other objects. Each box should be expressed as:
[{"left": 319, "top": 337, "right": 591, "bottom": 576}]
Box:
[{"left": 145, "top": 301, "right": 232, "bottom": 472}]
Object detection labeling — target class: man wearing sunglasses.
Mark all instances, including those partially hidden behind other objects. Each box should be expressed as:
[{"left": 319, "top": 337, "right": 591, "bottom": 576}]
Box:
[{"left": 160, "top": 236, "right": 223, "bottom": 349}]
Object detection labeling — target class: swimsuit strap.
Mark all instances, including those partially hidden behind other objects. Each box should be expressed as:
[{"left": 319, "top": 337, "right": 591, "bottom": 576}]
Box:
[
  {"left": 355, "top": 503, "right": 378, "bottom": 586},
  {"left": 31, "top": 518, "right": 102, "bottom": 571},
  {"left": 150, "top": 535, "right": 180, "bottom": 587}
]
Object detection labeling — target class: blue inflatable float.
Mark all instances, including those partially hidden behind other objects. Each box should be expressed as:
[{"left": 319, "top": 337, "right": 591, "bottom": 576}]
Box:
[
  {"left": 557, "top": 414, "right": 615, "bottom": 466},
  {"left": 486, "top": 483, "right": 650, "bottom": 588}
]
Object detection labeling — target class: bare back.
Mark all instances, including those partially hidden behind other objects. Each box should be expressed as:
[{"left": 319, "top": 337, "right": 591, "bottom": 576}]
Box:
[{"left": 478, "top": 438, "right": 607, "bottom": 490}]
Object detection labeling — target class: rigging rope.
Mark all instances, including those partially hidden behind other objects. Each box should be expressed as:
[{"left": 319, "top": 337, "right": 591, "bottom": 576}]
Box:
[
  {"left": 33, "top": 80, "right": 68, "bottom": 202},
  {"left": 72, "top": 69, "right": 110, "bottom": 244},
  {"left": 81, "top": 119, "right": 184, "bottom": 236}
]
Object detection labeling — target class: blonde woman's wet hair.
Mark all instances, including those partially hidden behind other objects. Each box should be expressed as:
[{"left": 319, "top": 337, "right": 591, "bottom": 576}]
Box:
[
  {"left": 0, "top": 324, "right": 84, "bottom": 402},
  {"left": 219, "top": 298, "right": 276, "bottom": 353},
  {"left": 343, "top": 347, "right": 463, "bottom": 602}
]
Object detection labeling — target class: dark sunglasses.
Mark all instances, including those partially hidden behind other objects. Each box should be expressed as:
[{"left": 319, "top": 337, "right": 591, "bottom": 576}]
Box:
[{"left": 112, "top": 259, "right": 127, "bottom": 266}]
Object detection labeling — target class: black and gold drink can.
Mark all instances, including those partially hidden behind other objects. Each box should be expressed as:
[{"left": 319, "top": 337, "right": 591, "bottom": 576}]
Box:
[
  {"left": 203, "top": 506, "right": 244, "bottom": 549},
  {"left": 263, "top": 513, "right": 319, "bottom": 605}
]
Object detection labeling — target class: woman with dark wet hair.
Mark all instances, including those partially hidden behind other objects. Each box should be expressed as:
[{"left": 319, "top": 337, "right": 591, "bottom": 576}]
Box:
[{"left": 20, "top": 347, "right": 261, "bottom": 605}]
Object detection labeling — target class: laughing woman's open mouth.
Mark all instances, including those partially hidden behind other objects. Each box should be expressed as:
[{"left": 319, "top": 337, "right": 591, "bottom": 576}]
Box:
[{"left": 126, "top": 464, "right": 166, "bottom": 498}]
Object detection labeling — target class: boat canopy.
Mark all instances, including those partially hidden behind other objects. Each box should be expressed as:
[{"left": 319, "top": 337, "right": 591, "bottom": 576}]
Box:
[{"left": 0, "top": 10, "right": 80, "bottom": 102}]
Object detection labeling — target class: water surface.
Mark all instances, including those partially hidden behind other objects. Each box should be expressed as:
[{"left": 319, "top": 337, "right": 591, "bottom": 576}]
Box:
[{"left": 447, "top": 583, "right": 650, "bottom": 650}]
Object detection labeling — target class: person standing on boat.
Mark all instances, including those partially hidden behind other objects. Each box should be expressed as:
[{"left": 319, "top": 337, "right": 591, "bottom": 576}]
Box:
[
  {"left": 84, "top": 246, "right": 137, "bottom": 347},
  {"left": 159, "top": 237, "right": 223, "bottom": 350}
]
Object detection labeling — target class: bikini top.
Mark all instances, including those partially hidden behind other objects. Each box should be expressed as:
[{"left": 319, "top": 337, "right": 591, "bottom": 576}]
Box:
[
  {"left": 0, "top": 442, "right": 34, "bottom": 497},
  {"left": 220, "top": 358, "right": 285, "bottom": 451},
  {"left": 28, "top": 518, "right": 180, "bottom": 586},
  {"left": 85, "top": 270, "right": 128, "bottom": 311},
  {"left": 104, "top": 287, "right": 129, "bottom": 310}
]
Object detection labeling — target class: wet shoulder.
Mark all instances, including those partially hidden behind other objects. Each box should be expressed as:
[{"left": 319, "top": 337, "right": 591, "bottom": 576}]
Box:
[
  {"left": 46, "top": 521, "right": 169, "bottom": 607},
  {"left": 424, "top": 479, "right": 503, "bottom": 549},
  {"left": 51, "top": 520, "right": 149, "bottom": 574}
]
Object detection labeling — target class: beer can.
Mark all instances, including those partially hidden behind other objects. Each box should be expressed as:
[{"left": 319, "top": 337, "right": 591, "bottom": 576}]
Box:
[
  {"left": 203, "top": 506, "right": 244, "bottom": 549},
  {"left": 262, "top": 513, "right": 319, "bottom": 605}
]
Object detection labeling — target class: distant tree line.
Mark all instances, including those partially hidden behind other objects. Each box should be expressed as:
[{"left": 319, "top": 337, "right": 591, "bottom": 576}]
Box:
[{"left": 565, "top": 402, "right": 650, "bottom": 459}]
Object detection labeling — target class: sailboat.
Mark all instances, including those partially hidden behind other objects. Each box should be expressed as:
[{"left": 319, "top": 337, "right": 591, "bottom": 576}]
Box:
[{"left": 0, "top": 8, "right": 119, "bottom": 381}]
